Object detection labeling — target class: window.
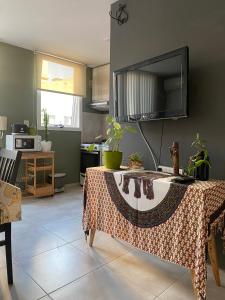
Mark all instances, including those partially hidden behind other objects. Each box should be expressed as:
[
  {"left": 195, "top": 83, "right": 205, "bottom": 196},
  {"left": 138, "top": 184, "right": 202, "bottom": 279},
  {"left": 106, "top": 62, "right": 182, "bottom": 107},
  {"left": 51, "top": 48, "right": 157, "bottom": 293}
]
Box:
[
  {"left": 36, "top": 52, "right": 86, "bottom": 131},
  {"left": 37, "top": 90, "right": 81, "bottom": 131}
]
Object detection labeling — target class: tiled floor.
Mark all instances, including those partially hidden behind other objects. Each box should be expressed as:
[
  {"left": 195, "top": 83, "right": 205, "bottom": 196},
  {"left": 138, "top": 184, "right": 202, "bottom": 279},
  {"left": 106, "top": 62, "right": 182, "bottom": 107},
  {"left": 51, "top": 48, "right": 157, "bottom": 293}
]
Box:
[{"left": 0, "top": 185, "right": 225, "bottom": 300}]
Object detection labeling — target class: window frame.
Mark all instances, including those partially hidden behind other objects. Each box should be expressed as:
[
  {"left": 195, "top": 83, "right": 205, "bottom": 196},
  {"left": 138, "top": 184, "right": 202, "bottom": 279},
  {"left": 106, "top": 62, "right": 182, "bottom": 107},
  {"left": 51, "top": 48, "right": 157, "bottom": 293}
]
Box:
[{"left": 37, "top": 89, "right": 82, "bottom": 132}]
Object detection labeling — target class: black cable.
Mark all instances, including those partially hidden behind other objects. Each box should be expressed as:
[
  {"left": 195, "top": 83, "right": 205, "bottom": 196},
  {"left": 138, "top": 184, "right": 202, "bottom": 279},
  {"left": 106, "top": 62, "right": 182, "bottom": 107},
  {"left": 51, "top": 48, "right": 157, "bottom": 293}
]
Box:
[
  {"left": 109, "top": 4, "right": 128, "bottom": 26},
  {"left": 158, "top": 120, "right": 164, "bottom": 166}
]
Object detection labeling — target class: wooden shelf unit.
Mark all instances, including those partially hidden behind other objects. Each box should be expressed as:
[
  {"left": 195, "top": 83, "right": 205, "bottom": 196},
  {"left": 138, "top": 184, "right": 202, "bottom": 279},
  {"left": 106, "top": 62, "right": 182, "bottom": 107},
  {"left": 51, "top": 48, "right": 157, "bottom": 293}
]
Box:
[{"left": 21, "top": 151, "right": 55, "bottom": 197}]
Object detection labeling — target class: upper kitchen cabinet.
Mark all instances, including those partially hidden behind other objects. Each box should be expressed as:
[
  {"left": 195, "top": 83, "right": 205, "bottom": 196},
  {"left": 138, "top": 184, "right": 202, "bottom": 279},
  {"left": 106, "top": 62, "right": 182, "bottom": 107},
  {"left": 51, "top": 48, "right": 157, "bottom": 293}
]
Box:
[{"left": 92, "top": 64, "right": 110, "bottom": 102}]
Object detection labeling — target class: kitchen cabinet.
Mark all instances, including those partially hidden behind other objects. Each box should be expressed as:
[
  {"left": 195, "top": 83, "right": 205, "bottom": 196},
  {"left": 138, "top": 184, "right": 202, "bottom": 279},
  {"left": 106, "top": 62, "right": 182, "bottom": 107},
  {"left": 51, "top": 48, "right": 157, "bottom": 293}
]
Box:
[{"left": 92, "top": 64, "right": 110, "bottom": 102}]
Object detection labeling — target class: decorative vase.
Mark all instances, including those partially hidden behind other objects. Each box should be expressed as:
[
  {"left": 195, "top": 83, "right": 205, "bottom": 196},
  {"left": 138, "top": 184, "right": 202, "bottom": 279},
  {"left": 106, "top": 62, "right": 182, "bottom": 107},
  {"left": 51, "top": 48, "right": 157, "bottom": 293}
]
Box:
[
  {"left": 194, "top": 164, "right": 209, "bottom": 181},
  {"left": 128, "top": 161, "right": 144, "bottom": 170},
  {"left": 41, "top": 140, "right": 52, "bottom": 152},
  {"left": 103, "top": 151, "right": 122, "bottom": 170}
]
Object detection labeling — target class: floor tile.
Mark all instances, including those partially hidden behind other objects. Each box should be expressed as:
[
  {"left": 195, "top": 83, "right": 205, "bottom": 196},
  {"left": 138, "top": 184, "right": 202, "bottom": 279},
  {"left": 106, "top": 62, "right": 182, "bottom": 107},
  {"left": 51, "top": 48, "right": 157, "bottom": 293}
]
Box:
[
  {"left": 12, "top": 227, "right": 66, "bottom": 262},
  {"left": 43, "top": 218, "right": 84, "bottom": 243},
  {"left": 71, "top": 231, "right": 130, "bottom": 264},
  {"left": 105, "top": 250, "right": 186, "bottom": 297},
  {"left": 0, "top": 264, "right": 46, "bottom": 300},
  {"left": 50, "top": 265, "right": 155, "bottom": 300},
  {"left": 158, "top": 266, "right": 225, "bottom": 300},
  {"left": 19, "top": 244, "right": 103, "bottom": 293},
  {"left": 12, "top": 219, "right": 36, "bottom": 237}
]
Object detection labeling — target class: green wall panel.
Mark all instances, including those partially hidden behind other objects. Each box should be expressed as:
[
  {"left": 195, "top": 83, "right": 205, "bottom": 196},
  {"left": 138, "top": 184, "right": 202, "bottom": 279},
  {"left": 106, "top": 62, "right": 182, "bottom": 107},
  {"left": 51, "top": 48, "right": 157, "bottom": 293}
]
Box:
[{"left": 0, "top": 42, "right": 81, "bottom": 183}]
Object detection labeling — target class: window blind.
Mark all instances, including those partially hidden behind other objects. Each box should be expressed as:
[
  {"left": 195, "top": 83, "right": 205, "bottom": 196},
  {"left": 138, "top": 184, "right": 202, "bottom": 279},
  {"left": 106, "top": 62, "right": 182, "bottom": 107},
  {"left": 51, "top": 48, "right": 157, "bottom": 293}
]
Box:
[{"left": 36, "top": 53, "right": 86, "bottom": 97}]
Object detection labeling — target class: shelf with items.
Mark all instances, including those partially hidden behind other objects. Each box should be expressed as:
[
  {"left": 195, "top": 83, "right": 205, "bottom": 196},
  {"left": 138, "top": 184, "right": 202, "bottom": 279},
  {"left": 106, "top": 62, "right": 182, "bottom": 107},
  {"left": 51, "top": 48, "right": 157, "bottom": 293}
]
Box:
[
  {"left": 21, "top": 151, "right": 55, "bottom": 198},
  {"left": 27, "top": 163, "right": 53, "bottom": 172}
]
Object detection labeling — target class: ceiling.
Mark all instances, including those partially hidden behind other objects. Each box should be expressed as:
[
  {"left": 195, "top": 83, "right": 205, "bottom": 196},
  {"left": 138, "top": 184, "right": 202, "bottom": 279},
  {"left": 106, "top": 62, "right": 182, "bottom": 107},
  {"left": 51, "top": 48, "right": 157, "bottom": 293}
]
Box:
[{"left": 0, "top": 0, "right": 115, "bottom": 66}]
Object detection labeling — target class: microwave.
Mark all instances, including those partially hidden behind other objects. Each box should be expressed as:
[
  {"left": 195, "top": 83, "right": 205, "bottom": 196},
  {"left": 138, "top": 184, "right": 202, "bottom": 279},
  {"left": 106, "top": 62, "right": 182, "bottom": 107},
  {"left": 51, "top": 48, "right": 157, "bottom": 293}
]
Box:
[{"left": 6, "top": 135, "right": 42, "bottom": 152}]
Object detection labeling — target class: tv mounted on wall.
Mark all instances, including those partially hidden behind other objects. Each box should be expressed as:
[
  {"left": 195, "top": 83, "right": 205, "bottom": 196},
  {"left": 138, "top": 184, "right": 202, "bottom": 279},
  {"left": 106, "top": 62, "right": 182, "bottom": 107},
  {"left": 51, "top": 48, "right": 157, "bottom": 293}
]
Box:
[{"left": 113, "top": 47, "right": 189, "bottom": 122}]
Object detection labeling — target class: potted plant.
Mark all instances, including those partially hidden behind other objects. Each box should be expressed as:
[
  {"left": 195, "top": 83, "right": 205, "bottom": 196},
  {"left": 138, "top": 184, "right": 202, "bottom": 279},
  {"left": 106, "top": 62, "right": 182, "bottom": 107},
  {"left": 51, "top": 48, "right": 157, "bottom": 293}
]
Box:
[
  {"left": 104, "top": 116, "right": 136, "bottom": 169},
  {"left": 128, "top": 152, "right": 144, "bottom": 169},
  {"left": 41, "top": 109, "right": 52, "bottom": 152},
  {"left": 89, "top": 116, "right": 136, "bottom": 169},
  {"left": 186, "top": 133, "right": 210, "bottom": 180}
]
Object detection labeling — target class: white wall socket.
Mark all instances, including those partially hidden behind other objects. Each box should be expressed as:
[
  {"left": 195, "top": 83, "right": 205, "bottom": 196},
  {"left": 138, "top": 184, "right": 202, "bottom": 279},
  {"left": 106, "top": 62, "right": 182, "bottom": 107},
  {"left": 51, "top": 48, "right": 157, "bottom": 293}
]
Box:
[
  {"left": 24, "top": 120, "right": 29, "bottom": 127},
  {"left": 158, "top": 165, "right": 184, "bottom": 175}
]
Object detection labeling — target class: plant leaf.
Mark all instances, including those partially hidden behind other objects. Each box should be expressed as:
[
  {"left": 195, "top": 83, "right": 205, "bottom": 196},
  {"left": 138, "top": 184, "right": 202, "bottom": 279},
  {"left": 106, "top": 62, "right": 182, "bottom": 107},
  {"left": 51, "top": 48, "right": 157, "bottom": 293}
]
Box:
[
  {"left": 113, "top": 122, "right": 121, "bottom": 130},
  {"left": 106, "top": 115, "right": 114, "bottom": 124},
  {"left": 87, "top": 144, "right": 95, "bottom": 152}
]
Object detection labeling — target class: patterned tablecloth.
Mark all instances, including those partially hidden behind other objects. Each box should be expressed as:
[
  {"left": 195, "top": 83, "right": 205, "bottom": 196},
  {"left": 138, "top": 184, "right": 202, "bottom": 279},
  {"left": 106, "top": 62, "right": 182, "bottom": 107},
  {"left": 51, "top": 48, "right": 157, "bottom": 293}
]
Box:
[
  {"left": 0, "top": 180, "right": 22, "bottom": 224},
  {"left": 83, "top": 167, "right": 225, "bottom": 300}
]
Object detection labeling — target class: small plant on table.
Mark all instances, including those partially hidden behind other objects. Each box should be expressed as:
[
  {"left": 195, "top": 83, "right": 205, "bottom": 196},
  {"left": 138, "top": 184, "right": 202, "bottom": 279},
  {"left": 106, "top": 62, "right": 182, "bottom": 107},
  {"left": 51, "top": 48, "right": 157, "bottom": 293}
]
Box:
[
  {"left": 186, "top": 133, "right": 210, "bottom": 180},
  {"left": 128, "top": 152, "right": 144, "bottom": 169}
]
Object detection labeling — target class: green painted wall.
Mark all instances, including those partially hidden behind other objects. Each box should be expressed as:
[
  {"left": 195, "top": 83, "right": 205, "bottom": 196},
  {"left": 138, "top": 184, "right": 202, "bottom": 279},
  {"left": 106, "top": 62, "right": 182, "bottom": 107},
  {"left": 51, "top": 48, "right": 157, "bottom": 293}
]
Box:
[
  {"left": 0, "top": 42, "right": 81, "bottom": 183},
  {"left": 0, "top": 42, "right": 34, "bottom": 131}
]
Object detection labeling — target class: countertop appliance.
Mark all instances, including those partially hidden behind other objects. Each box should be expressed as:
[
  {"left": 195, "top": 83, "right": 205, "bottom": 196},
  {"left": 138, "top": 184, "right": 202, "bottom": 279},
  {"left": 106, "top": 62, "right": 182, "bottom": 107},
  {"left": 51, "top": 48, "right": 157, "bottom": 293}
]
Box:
[
  {"left": 113, "top": 46, "right": 189, "bottom": 122},
  {"left": 80, "top": 142, "right": 109, "bottom": 185},
  {"left": 11, "top": 123, "right": 28, "bottom": 134},
  {"left": 6, "top": 135, "right": 42, "bottom": 152}
]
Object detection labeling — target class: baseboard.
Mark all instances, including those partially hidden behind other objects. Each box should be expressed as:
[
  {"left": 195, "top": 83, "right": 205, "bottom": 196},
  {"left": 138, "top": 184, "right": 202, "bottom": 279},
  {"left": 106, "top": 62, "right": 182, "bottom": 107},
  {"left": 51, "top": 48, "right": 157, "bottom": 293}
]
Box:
[{"left": 65, "top": 182, "right": 81, "bottom": 188}]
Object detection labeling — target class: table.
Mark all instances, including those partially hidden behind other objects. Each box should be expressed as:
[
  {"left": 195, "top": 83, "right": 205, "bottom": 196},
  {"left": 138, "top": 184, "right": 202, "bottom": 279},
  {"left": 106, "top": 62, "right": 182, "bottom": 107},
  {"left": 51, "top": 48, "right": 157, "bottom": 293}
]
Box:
[
  {"left": 0, "top": 180, "right": 21, "bottom": 224},
  {"left": 83, "top": 167, "right": 225, "bottom": 300},
  {"left": 21, "top": 151, "right": 55, "bottom": 197}
]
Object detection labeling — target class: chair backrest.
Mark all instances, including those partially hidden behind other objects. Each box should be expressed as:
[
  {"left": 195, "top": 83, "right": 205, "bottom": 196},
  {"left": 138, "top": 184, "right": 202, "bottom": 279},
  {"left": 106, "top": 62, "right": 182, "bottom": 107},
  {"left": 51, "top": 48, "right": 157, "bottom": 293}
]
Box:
[{"left": 0, "top": 149, "right": 22, "bottom": 185}]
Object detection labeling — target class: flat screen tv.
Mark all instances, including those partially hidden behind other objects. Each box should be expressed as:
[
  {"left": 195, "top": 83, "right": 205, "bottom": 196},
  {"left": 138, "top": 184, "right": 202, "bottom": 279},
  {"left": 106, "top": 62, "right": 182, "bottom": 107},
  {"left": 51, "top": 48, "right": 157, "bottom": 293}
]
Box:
[{"left": 113, "top": 47, "right": 189, "bottom": 122}]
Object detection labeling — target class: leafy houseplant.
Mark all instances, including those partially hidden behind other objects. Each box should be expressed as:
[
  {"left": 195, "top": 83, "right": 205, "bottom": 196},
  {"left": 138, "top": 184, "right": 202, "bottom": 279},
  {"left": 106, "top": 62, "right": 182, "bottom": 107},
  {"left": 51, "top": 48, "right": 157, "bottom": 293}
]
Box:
[
  {"left": 104, "top": 116, "right": 136, "bottom": 169},
  {"left": 186, "top": 133, "right": 210, "bottom": 180},
  {"left": 43, "top": 109, "right": 49, "bottom": 141},
  {"left": 89, "top": 116, "right": 136, "bottom": 169},
  {"left": 128, "top": 152, "right": 144, "bottom": 169},
  {"left": 41, "top": 109, "right": 52, "bottom": 152}
]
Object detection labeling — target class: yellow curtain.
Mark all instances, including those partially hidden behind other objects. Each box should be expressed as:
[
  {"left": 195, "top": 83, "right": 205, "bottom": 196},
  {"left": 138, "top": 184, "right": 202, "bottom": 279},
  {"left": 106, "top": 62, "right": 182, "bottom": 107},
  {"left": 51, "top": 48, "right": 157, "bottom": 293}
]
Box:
[{"left": 36, "top": 53, "right": 86, "bottom": 97}]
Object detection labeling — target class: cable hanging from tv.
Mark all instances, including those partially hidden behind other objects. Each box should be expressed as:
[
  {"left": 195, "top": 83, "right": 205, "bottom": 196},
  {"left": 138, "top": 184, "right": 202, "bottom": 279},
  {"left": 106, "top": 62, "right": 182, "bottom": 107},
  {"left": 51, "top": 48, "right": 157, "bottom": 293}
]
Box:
[
  {"left": 109, "top": 4, "right": 128, "bottom": 26},
  {"left": 137, "top": 122, "right": 158, "bottom": 171}
]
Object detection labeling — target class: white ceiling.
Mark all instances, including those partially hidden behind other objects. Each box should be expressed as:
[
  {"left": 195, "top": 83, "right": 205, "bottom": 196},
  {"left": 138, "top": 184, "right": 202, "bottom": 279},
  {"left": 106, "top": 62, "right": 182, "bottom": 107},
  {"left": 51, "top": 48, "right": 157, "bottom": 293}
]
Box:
[{"left": 0, "top": 0, "right": 115, "bottom": 66}]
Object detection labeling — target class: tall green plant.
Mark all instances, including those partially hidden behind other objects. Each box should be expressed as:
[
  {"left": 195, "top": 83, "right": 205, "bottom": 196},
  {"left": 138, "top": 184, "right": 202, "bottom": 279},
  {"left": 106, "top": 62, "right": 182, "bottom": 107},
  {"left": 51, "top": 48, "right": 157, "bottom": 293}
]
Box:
[
  {"left": 42, "top": 109, "right": 49, "bottom": 141},
  {"left": 88, "top": 116, "right": 136, "bottom": 152},
  {"left": 105, "top": 116, "right": 136, "bottom": 151}
]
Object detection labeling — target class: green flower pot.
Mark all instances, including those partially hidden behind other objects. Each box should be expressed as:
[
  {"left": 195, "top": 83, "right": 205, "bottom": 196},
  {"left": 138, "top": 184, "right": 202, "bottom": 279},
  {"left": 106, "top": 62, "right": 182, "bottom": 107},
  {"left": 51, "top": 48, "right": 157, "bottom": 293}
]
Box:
[{"left": 103, "top": 151, "right": 122, "bottom": 170}]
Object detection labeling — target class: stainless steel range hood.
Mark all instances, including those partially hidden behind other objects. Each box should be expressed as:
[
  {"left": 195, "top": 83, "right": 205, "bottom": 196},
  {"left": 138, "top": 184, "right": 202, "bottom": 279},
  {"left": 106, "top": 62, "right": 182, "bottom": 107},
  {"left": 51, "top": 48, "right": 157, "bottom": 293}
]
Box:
[{"left": 90, "top": 101, "right": 109, "bottom": 112}]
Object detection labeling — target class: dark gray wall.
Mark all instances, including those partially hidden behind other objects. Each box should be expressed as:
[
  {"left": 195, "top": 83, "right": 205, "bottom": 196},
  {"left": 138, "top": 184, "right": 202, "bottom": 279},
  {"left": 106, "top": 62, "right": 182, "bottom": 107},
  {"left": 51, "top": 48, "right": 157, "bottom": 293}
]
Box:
[
  {"left": 110, "top": 0, "right": 225, "bottom": 177},
  {"left": 110, "top": 0, "right": 225, "bottom": 267},
  {"left": 0, "top": 42, "right": 81, "bottom": 183}
]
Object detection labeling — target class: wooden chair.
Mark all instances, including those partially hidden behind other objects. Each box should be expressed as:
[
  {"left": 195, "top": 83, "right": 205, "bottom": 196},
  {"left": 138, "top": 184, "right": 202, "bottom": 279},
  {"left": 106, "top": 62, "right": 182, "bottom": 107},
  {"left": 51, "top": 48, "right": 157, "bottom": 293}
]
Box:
[{"left": 0, "top": 149, "right": 21, "bottom": 284}]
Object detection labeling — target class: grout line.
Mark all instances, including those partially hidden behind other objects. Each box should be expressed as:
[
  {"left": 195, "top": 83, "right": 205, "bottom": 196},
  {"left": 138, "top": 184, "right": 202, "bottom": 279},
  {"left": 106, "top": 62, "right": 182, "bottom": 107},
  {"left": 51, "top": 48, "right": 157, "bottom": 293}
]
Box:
[
  {"left": 46, "top": 242, "right": 132, "bottom": 296},
  {"left": 12, "top": 262, "right": 50, "bottom": 297},
  {"left": 155, "top": 271, "right": 188, "bottom": 298},
  {"left": 14, "top": 241, "right": 73, "bottom": 265}
]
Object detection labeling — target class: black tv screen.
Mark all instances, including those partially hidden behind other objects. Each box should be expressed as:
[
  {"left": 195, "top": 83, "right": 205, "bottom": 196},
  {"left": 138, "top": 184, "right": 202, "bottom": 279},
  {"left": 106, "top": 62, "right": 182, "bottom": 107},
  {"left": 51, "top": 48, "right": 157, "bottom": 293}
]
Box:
[{"left": 113, "top": 47, "right": 189, "bottom": 122}]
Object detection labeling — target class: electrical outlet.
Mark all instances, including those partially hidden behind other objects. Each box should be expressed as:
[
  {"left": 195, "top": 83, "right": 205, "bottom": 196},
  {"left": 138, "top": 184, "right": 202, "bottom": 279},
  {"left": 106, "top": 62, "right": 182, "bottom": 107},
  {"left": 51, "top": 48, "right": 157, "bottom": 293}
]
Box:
[
  {"left": 158, "top": 165, "right": 184, "bottom": 175},
  {"left": 24, "top": 120, "right": 29, "bottom": 127}
]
